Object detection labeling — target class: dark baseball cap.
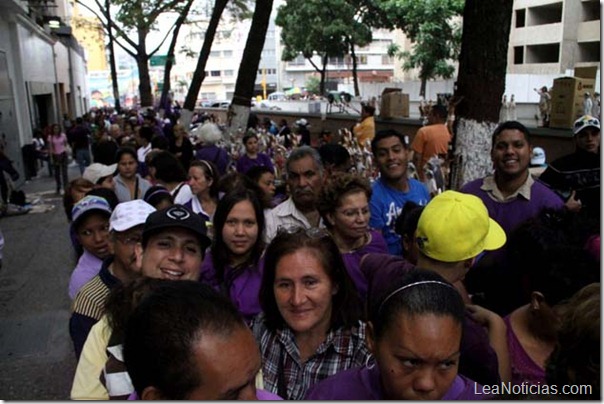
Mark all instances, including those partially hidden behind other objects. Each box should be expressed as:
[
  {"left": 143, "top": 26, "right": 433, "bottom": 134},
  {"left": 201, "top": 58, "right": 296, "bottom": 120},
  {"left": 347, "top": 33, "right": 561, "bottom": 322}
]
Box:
[{"left": 142, "top": 205, "right": 211, "bottom": 250}]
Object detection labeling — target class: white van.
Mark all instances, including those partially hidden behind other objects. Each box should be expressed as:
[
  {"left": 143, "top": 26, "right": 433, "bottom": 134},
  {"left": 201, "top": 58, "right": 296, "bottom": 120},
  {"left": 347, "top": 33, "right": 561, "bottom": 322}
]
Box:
[{"left": 267, "top": 92, "right": 286, "bottom": 101}]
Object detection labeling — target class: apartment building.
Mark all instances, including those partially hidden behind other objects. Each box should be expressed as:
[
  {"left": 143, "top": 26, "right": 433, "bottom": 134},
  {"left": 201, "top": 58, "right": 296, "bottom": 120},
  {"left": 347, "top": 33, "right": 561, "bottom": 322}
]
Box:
[{"left": 508, "top": 0, "right": 600, "bottom": 75}]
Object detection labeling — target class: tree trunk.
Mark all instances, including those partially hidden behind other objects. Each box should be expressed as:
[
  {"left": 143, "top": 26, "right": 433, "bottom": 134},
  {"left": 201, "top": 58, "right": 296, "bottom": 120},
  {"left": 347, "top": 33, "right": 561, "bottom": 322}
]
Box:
[
  {"left": 159, "top": 0, "right": 194, "bottom": 114},
  {"left": 419, "top": 77, "right": 427, "bottom": 99},
  {"left": 320, "top": 54, "right": 328, "bottom": 95},
  {"left": 227, "top": 0, "right": 274, "bottom": 136},
  {"left": 105, "top": 0, "right": 121, "bottom": 113},
  {"left": 350, "top": 41, "right": 360, "bottom": 97},
  {"left": 181, "top": 0, "right": 229, "bottom": 128},
  {"left": 450, "top": 0, "right": 514, "bottom": 189},
  {"left": 136, "top": 26, "right": 153, "bottom": 108}
]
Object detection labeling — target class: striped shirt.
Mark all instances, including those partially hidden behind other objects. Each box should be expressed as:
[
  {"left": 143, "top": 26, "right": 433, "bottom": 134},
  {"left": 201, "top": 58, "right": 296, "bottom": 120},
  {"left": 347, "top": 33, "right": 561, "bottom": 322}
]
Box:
[{"left": 251, "top": 314, "right": 370, "bottom": 400}]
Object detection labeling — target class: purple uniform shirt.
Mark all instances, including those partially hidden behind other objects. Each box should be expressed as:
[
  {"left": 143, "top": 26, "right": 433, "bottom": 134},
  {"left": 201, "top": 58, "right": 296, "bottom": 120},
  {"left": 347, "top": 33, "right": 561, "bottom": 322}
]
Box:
[
  {"left": 460, "top": 178, "right": 564, "bottom": 236},
  {"left": 236, "top": 153, "right": 274, "bottom": 175},
  {"left": 341, "top": 230, "right": 388, "bottom": 302},
  {"left": 305, "top": 365, "right": 486, "bottom": 400},
  {"left": 68, "top": 250, "right": 104, "bottom": 299},
  {"left": 200, "top": 251, "right": 264, "bottom": 323}
]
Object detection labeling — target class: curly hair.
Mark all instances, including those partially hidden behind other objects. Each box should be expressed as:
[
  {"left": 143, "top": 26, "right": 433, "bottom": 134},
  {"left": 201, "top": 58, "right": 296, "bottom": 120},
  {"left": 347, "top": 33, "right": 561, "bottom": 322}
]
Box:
[{"left": 316, "top": 173, "right": 372, "bottom": 228}]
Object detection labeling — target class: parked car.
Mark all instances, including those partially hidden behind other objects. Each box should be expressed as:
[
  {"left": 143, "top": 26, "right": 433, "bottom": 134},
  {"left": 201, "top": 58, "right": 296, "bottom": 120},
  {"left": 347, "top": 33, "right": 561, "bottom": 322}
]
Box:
[
  {"left": 210, "top": 101, "right": 230, "bottom": 108},
  {"left": 267, "top": 91, "right": 287, "bottom": 101},
  {"left": 251, "top": 99, "right": 282, "bottom": 110}
]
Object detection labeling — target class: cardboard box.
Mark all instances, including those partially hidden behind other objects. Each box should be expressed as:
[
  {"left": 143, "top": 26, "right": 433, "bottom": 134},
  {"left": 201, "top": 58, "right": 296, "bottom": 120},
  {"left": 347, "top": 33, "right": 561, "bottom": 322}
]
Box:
[
  {"left": 380, "top": 88, "right": 409, "bottom": 118},
  {"left": 549, "top": 77, "right": 595, "bottom": 129}
]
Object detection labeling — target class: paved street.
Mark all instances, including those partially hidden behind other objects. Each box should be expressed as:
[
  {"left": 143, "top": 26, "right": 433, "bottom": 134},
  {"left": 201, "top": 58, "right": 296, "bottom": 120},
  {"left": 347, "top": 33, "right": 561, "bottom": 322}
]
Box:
[{"left": 0, "top": 165, "right": 81, "bottom": 400}]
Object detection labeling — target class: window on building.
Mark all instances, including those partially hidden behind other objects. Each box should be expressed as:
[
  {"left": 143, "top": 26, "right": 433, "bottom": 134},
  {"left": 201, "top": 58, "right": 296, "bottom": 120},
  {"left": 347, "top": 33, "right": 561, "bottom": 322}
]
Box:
[
  {"left": 289, "top": 54, "right": 306, "bottom": 66},
  {"left": 210, "top": 70, "right": 221, "bottom": 77},
  {"left": 210, "top": 51, "right": 220, "bottom": 57},
  {"left": 527, "top": 2, "right": 562, "bottom": 26},
  {"left": 526, "top": 43, "right": 559, "bottom": 64},
  {"left": 514, "top": 46, "right": 524, "bottom": 64},
  {"left": 328, "top": 56, "right": 345, "bottom": 65},
  {"left": 381, "top": 55, "right": 392, "bottom": 65},
  {"left": 577, "top": 41, "right": 600, "bottom": 62},
  {"left": 223, "top": 50, "right": 233, "bottom": 58},
  {"left": 200, "top": 92, "right": 216, "bottom": 100},
  {"left": 581, "top": 1, "right": 600, "bottom": 22},
  {"left": 515, "top": 9, "right": 526, "bottom": 28},
  {"left": 224, "top": 70, "right": 234, "bottom": 77}
]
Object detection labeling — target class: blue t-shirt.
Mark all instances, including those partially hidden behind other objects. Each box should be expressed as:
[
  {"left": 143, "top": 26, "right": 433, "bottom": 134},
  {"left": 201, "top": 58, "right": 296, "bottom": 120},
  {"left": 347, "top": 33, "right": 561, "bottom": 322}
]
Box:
[{"left": 369, "top": 177, "right": 430, "bottom": 255}]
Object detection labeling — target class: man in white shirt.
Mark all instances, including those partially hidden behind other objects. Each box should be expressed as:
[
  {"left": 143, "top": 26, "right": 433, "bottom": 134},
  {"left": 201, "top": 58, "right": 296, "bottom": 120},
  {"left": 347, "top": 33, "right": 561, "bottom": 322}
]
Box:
[{"left": 264, "top": 146, "right": 325, "bottom": 243}]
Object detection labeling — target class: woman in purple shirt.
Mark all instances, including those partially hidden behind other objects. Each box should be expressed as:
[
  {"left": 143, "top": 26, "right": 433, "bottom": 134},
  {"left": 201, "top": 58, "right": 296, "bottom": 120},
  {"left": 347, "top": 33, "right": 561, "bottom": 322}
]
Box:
[
  {"left": 317, "top": 173, "right": 388, "bottom": 302},
  {"left": 200, "top": 188, "right": 265, "bottom": 323},
  {"left": 306, "top": 269, "right": 485, "bottom": 400},
  {"left": 236, "top": 133, "right": 274, "bottom": 175}
]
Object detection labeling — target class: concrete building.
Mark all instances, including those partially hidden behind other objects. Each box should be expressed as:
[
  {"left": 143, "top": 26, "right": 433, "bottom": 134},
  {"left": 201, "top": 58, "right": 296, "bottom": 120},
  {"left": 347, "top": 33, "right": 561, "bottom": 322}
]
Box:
[
  {"left": 508, "top": 0, "right": 600, "bottom": 75},
  {"left": 0, "top": 0, "right": 89, "bottom": 181}
]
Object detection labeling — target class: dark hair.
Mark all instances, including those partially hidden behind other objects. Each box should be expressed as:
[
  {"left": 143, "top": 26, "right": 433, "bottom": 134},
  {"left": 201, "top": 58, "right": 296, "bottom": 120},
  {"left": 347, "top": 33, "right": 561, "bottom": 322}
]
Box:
[
  {"left": 85, "top": 188, "right": 119, "bottom": 211},
  {"left": 151, "top": 135, "right": 169, "bottom": 151},
  {"left": 362, "top": 104, "right": 376, "bottom": 116},
  {"left": 317, "top": 173, "right": 371, "bottom": 229},
  {"left": 242, "top": 133, "right": 258, "bottom": 147},
  {"left": 259, "top": 227, "right": 362, "bottom": 331},
  {"left": 63, "top": 178, "right": 95, "bottom": 221},
  {"left": 139, "top": 126, "right": 153, "bottom": 143},
  {"left": 115, "top": 147, "right": 138, "bottom": 166},
  {"left": 150, "top": 151, "right": 187, "bottom": 183},
  {"left": 491, "top": 121, "right": 531, "bottom": 149},
  {"left": 189, "top": 160, "right": 220, "bottom": 199},
  {"left": 318, "top": 144, "right": 351, "bottom": 171},
  {"left": 371, "top": 129, "right": 408, "bottom": 156},
  {"left": 143, "top": 185, "right": 174, "bottom": 209},
  {"left": 245, "top": 166, "right": 275, "bottom": 209},
  {"left": 286, "top": 146, "right": 323, "bottom": 176},
  {"left": 211, "top": 189, "right": 265, "bottom": 285},
  {"left": 123, "top": 280, "right": 245, "bottom": 400},
  {"left": 216, "top": 171, "right": 262, "bottom": 197},
  {"left": 545, "top": 283, "right": 600, "bottom": 399},
  {"left": 368, "top": 269, "right": 465, "bottom": 340},
  {"left": 394, "top": 201, "right": 424, "bottom": 243},
  {"left": 431, "top": 104, "right": 448, "bottom": 120}
]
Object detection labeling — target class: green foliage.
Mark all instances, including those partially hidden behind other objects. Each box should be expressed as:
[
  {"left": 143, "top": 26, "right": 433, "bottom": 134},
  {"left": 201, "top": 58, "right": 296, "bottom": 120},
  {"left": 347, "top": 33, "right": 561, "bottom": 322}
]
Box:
[
  {"left": 305, "top": 76, "right": 320, "bottom": 94},
  {"left": 275, "top": 0, "right": 372, "bottom": 65}
]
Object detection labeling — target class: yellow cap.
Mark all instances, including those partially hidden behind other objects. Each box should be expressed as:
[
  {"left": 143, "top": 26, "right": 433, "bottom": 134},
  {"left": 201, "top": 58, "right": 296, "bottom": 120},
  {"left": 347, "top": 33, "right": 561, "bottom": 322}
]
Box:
[{"left": 415, "top": 191, "right": 506, "bottom": 262}]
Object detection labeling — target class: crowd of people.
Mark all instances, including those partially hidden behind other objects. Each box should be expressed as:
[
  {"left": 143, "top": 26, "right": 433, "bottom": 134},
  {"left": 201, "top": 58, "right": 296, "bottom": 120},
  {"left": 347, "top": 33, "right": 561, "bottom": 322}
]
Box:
[{"left": 51, "top": 104, "right": 600, "bottom": 400}]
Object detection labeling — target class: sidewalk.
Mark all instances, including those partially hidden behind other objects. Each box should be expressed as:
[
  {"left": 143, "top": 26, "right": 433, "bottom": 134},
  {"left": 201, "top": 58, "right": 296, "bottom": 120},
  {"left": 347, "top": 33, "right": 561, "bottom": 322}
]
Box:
[{"left": 0, "top": 162, "right": 82, "bottom": 399}]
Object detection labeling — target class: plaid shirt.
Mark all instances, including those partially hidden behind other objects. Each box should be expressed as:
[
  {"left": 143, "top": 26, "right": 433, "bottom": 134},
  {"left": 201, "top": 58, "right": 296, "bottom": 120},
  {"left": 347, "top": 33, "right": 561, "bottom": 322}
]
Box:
[{"left": 251, "top": 314, "right": 370, "bottom": 400}]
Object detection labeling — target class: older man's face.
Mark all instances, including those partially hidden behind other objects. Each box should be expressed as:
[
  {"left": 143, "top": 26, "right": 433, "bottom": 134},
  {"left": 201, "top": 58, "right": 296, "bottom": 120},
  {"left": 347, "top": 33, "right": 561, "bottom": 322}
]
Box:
[{"left": 287, "top": 155, "right": 323, "bottom": 209}]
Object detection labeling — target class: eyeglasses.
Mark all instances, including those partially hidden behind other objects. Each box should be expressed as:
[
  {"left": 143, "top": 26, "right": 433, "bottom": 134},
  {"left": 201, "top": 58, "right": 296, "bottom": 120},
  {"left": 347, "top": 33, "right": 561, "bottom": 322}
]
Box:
[
  {"left": 276, "top": 225, "right": 330, "bottom": 240},
  {"left": 114, "top": 233, "right": 142, "bottom": 246}
]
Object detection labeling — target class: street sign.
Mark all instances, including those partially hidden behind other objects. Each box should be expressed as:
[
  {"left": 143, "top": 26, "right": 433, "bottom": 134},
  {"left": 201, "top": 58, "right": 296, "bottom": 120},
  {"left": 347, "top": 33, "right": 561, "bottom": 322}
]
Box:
[{"left": 150, "top": 55, "right": 168, "bottom": 67}]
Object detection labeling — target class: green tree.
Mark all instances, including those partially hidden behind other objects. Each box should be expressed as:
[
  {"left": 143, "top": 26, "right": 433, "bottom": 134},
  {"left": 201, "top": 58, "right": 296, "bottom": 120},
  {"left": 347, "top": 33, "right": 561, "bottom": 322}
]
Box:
[
  {"left": 305, "top": 76, "right": 320, "bottom": 95},
  {"left": 275, "top": 0, "right": 372, "bottom": 95},
  {"left": 77, "top": 0, "right": 188, "bottom": 107},
  {"left": 348, "top": 0, "right": 463, "bottom": 97}
]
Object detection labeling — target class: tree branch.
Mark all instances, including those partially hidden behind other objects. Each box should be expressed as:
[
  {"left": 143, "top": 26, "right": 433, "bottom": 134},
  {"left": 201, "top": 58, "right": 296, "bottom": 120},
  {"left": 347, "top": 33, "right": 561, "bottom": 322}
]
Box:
[{"left": 149, "top": 20, "right": 178, "bottom": 56}]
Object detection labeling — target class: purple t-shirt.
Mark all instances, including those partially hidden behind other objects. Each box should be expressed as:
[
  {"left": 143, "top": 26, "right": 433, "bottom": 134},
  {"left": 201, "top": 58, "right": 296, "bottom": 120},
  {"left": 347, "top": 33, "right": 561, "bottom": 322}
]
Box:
[
  {"left": 503, "top": 315, "right": 546, "bottom": 385},
  {"left": 341, "top": 230, "right": 388, "bottom": 302},
  {"left": 200, "top": 251, "right": 264, "bottom": 324},
  {"left": 236, "top": 153, "right": 274, "bottom": 175},
  {"left": 68, "top": 250, "right": 104, "bottom": 299},
  {"left": 305, "top": 365, "right": 486, "bottom": 400},
  {"left": 195, "top": 145, "right": 229, "bottom": 176},
  {"left": 460, "top": 177, "right": 564, "bottom": 237}
]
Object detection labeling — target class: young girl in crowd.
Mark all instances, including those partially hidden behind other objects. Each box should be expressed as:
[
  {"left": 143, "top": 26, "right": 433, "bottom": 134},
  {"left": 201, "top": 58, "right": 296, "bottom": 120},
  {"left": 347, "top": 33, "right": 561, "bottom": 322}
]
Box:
[
  {"left": 306, "top": 269, "right": 482, "bottom": 400},
  {"left": 68, "top": 195, "right": 112, "bottom": 300},
  {"left": 200, "top": 189, "right": 265, "bottom": 323},
  {"left": 236, "top": 132, "right": 274, "bottom": 175},
  {"left": 252, "top": 227, "right": 369, "bottom": 400},
  {"left": 245, "top": 165, "right": 277, "bottom": 209},
  {"left": 113, "top": 147, "right": 151, "bottom": 203},
  {"left": 317, "top": 173, "right": 388, "bottom": 301},
  {"left": 185, "top": 160, "right": 219, "bottom": 222}
]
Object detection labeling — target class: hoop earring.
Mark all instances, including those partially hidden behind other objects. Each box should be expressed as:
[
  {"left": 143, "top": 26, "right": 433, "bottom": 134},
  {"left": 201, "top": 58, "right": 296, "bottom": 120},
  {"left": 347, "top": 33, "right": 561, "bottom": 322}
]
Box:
[{"left": 365, "top": 354, "right": 375, "bottom": 370}]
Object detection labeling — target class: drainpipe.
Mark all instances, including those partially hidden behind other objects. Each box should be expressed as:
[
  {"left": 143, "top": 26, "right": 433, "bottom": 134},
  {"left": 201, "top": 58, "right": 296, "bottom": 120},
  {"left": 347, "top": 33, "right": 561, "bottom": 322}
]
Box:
[{"left": 52, "top": 44, "right": 62, "bottom": 125}]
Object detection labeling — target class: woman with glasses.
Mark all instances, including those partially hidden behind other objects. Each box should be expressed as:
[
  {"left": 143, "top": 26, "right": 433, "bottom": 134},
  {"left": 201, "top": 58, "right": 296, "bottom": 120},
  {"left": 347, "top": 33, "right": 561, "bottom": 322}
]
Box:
[
  {"left": 306, "top": 269, "right": 483, "bottom": 400},
  {"left": 252, "top": 227, "right": 369, "bottom": 400},
  {"left": 200, "top": 188, "right": 265, "bottom": 323},
  {"left": 317, "top": 173, "right": 388, "bottom": 302}
]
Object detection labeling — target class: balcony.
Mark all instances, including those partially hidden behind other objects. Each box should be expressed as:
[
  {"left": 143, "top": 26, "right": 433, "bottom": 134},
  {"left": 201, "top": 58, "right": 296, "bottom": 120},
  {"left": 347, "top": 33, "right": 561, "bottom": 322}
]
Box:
[{"left": 577, "top": 20, "right": 601, "bottom": 43}]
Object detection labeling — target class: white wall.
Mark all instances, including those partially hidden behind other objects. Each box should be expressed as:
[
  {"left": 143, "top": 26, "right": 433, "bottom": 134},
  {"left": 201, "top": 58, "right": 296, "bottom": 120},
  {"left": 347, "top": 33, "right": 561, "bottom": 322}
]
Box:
[{"left": 18, "top": 25, "right": 56, "bottom": 84}]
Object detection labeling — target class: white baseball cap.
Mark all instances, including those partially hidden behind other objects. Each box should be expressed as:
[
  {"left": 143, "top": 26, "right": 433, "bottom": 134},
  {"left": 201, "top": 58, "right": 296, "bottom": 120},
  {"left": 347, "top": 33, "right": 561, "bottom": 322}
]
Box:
[
  {"left": 109, "top": 200, "right": 156, "bottom": 232},
  {"left": 83, "top": 163, "right": 117, "bottom": 184},
  {"left": 530, "top": 147, "right": 546, "bottom": 166}
]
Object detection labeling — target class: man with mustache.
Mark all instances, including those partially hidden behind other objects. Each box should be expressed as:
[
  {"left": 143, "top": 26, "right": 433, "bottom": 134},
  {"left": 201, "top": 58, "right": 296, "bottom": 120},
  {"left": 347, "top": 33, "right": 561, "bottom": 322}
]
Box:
[
  {"left": 69, "top": 199, "right": 156, "bottom": 359},
  {"left": 265, "top": 146, "right": 325, "bottom": 243}
]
